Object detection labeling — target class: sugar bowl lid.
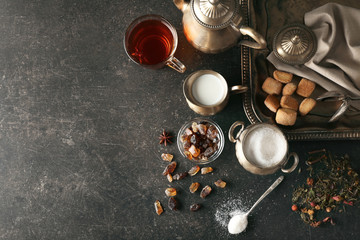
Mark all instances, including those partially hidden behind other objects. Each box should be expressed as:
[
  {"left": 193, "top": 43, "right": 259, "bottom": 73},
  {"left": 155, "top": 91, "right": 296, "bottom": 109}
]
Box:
[
  {"left": 191, "top": 0, "right": 238, "bottom": 29},
  {"left": 273, "top": 24, "right": 317, "bottom": 65}
]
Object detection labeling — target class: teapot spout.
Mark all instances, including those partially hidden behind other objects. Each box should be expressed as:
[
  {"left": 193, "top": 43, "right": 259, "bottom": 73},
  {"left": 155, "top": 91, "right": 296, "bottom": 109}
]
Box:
[{"left": 173, "top": 0, "right": 189, "bottom": 12}]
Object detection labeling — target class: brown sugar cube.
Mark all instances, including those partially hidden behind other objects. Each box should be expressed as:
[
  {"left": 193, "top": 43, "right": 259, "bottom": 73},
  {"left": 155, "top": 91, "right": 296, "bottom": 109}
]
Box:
[
  {"left": 264, "top": 94, "right": 280, "bottom": 113},
  {"left": 299, "top": 98, "right": 317, "bottom": 116},
  {"left": 276, "top": 108, "right": 297, "bottom": 126},
  {"left": 296, "top": 78, "right": 316, "bottom": 97},
  {"left": 262, "top": 77, "right": 283, "bottom": 95},
  {"left": 280, "top": 95, "right": 299, "bottom": 111},
  {"left": 282, "top": 82, "right": 297, "bottom": 96},
  {"left": 273, "top": 70, "right": 293, "bottom": 83}
]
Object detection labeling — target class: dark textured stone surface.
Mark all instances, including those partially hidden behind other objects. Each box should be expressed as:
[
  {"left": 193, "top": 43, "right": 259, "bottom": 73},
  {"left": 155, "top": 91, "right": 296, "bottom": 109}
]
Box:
[{"left": 0, "top": 0, "right": 359, "bottom": 239}]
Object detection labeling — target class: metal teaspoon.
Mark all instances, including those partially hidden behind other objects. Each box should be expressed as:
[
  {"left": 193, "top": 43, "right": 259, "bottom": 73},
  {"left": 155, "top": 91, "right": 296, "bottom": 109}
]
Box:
[{"left": 228, "top": 176, "right": 284, "bottom": 234}]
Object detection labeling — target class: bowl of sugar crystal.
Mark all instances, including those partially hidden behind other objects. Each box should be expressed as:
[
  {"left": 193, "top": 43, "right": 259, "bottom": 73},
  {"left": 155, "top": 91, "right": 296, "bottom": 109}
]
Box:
[
  {"left": 228, "top": 121, "right": 299, "bottom": 175},
  {"left": 178, "top": 118, "right": 224, "bottom": 164}
]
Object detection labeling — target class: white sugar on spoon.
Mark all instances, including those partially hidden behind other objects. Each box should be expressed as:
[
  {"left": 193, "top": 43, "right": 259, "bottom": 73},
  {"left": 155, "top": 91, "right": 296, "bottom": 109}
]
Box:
[
  {"left": 228, "top": 211, "right": 248, "bottom": 234},
  {"left": 228, "top": 176, "right": 284, "bottom": 234}
]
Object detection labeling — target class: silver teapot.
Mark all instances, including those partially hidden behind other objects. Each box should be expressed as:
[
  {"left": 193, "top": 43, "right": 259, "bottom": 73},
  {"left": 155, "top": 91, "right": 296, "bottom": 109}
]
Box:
[{"left": 174, "top": 0, "right": 267, "bottom": 53}]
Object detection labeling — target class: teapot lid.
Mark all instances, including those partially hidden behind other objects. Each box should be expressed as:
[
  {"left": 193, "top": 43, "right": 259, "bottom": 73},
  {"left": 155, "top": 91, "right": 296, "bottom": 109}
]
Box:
[
  {"left": 273, "top": 24, "right": 317, "bottom": 65},
  {"left": 191, "top": 0, "right": 238, "bottom": 29}
]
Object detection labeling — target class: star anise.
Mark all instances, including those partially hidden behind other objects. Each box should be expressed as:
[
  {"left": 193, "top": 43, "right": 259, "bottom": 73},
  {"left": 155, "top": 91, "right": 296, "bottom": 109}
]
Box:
[{"left": 159, "top": 130, "right": 173, "bottom": 146}]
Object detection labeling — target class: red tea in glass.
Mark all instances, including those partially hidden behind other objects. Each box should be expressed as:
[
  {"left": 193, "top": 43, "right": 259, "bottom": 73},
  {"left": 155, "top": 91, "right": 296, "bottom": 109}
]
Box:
[
  {"left": 124, "top": 15, "right": 186, "bottom": 73},
  {"left": 127, "top": 19, "right": 174, "bottom": 65}
]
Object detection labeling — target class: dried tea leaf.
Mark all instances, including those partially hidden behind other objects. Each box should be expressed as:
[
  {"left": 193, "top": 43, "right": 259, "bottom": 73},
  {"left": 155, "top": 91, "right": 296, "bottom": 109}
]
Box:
[
  {"left": 173, "top": 172, "right": 188, "bottom": 181},
  {"left": 190, "top": 203, "right": 201, "bottom": 212},
  {"left": 168, "top": 197, "right": 178, "bottom": 211},
  {"left": 292, "top": 151, "right": 360, "bottom": 227},
  {"left": 161, "top": 153, "right": 173, "bottom": 162},
  {"left": 154, "top": 200, "right": 163, "bottom": 215},
  {"left": 200, "top": 185, "right": 212, "bottom": 198},
  {"left": 310, "top": 221, "right": 322, "bottom": 228},
  {"left": 189, "top": 182, "right": 200, "bottom": 193},
  {"left": 214, "top": 179, "right": 226, "bottom": 188},
  {"left": 188, "top": 165, "right": 200, "bottom": 176},
  {"left": 330, "top": 218, "right": 336, "bottom": 225},
  {"left": 162, "top": 161, "right": 177, "bottom": 176},
  {"left": 165, "top": 188, "right": 177, "bottom": 197},
  {"left": 300, "top": 212, "right": 307, "bottom": 222},
  {"left": 201, "top": 167, "right": 213, "bottom": 175}
]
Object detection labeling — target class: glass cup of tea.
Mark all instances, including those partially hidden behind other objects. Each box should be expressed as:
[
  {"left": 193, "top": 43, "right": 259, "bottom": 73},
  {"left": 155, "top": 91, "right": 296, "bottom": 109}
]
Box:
[
  {"left": 124, "top": 14, "right": 186, "bottom": 73},
  {"left": 183, "top": 70, "right": 248, "bottom": 116}
]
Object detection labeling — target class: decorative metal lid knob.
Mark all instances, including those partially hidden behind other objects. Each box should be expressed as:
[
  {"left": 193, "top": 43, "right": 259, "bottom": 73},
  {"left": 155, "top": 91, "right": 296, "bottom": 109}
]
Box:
[
  {"left": 192, "top": 0, "right": 238, "bottom": 29},
  {"left": 273, "top": 24, "right": 317, "bottom": 65}
]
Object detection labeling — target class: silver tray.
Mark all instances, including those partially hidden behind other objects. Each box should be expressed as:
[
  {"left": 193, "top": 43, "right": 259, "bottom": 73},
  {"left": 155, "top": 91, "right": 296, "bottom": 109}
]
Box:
[{"left": 241, "top": 0, "right": 360, "bottom": 140}]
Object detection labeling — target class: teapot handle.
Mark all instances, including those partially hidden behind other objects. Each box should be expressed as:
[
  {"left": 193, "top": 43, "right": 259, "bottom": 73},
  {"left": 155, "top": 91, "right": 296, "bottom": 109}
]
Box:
[{"left": 237, "top": 25, "right": 267, "bottom": 50}]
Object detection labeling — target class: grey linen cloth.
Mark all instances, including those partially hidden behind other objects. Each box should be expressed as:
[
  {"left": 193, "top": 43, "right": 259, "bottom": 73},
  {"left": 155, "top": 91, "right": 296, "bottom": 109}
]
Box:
[{"left": 267, "top": 3, "right": 360, "bottom": 99}]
